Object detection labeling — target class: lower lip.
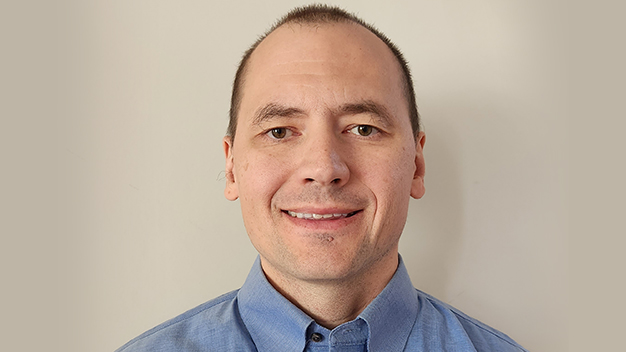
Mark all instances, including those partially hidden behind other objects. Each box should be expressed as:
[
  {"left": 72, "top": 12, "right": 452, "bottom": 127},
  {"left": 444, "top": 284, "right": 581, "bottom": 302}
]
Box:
[{"left": 282, "top": 211, "right": 361, "bottom": 231}]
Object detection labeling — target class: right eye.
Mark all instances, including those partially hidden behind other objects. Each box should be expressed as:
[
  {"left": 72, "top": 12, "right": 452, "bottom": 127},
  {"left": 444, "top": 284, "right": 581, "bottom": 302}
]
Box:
[{"left": 267, "top": 127, "right": 292, "bottom": 139}]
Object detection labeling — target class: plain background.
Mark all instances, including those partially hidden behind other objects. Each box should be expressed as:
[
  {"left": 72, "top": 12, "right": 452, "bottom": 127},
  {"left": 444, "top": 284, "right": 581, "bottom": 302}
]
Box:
[{"left": 7, "top": 0, "right": 612, "bottom": 351}]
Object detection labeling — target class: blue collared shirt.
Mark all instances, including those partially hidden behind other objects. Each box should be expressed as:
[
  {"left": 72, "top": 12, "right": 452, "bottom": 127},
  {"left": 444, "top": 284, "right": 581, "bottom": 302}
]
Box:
[{"left": 116, "top": 256, "right": 527, "bottom": 351}]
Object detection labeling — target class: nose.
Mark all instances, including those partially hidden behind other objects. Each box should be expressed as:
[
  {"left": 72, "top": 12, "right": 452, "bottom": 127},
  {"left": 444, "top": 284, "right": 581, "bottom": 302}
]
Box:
[{"left": 297, "top": 132, "right": 350, "bottom": 187}]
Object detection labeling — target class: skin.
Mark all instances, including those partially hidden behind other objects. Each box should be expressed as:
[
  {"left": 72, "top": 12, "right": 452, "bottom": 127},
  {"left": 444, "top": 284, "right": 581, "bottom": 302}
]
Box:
[{"left": 223, "top": 22, "right": 426, "bottom": 329}]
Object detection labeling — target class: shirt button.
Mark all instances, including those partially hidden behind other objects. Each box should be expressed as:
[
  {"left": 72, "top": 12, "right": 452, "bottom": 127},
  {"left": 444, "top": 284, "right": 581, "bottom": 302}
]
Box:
[{"left": 311, "top": 333, "right": 323, "bottom": 342}]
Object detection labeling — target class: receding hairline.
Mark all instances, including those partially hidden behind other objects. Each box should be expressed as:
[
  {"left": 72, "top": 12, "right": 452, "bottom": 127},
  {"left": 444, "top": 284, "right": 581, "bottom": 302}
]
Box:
[{"left": 244, "top": 20, "right": 406, "bottom": 96}]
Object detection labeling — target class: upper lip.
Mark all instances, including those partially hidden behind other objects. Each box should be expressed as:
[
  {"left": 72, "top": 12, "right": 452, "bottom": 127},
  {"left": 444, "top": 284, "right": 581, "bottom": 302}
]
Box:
[{"left": 281, "top": 207, "right": 360, "bottom": 215}]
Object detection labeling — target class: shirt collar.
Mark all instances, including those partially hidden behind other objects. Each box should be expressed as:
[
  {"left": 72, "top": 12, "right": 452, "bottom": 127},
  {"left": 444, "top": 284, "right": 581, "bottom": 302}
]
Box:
[
  {"left": 358, "top": 254, "right": 419, "bottom": 352},
  {"left": 237, "top": 257, "right": 313, "bottom": 352},
  {"left": 237, "top": 255, "right": 418, "bottom": 352}
]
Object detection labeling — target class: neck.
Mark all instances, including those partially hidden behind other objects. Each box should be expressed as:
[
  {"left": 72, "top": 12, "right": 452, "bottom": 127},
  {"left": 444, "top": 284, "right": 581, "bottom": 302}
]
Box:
[{"left": 260, "top": 254, "right": 399, "bottom": 329}]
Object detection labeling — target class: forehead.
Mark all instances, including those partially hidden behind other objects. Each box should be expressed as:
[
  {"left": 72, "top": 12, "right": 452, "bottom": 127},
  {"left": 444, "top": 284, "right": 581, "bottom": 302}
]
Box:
[
  {"left": 250, "top": 22, "right": 398, "bottom": 72},
  {"left": 238, "top": 22, "right": 407, "bottom": 121}
]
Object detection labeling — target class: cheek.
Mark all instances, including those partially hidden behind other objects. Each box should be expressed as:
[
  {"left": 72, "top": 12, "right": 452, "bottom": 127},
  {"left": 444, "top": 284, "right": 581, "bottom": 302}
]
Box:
[
  {"left": 235, "top": 151, "right": 292, "bottom": 206},
  {"left": 234, "top": 152, "right": 290, "bottom": 244},
  {"left": 357, "top": 147, "right": 415, "bottom": 220},
  {"left": 356, "top": 147, "right": 415, "bottom": 193}
]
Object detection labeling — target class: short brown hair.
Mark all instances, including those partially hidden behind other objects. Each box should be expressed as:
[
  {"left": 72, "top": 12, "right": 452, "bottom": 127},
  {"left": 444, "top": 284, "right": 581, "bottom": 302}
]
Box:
[{"left": 228, "top": 4, "right": 420, "bottom": 140}]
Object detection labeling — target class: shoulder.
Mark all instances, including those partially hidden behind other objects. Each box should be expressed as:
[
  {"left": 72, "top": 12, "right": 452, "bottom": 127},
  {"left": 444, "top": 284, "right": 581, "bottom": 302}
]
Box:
[
  {"left": 115, "top": 290, "right": 256, "bottom": 352},
  {"left": 410, "top": 289, "right": 528, "bottom": 352}
]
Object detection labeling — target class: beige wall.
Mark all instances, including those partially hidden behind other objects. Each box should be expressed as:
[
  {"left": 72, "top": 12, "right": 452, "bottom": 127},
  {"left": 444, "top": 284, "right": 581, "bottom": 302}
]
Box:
[{"left": 56, "top": 1, "right": 569, "bottom": 351}]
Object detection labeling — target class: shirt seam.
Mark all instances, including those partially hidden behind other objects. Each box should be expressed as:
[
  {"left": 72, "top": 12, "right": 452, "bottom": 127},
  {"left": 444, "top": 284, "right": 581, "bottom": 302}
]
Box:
[
  {"left": 328, "top": 342, "right": 368, "bottom": 346},
  {"left": 416, "top": 290, "right": 526, "bottom": 352},
  {"left": 116, "top": 290, "right": 239, "bottom": 351},
  {"left": 451, "top": 312, "right": 528, "bottom": 351}
]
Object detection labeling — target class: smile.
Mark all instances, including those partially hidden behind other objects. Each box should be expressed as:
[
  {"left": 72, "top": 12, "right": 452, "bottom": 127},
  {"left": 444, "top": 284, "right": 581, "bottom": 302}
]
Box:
[{"left": 283, "top": 210, "right": 360, "bottom": 220}]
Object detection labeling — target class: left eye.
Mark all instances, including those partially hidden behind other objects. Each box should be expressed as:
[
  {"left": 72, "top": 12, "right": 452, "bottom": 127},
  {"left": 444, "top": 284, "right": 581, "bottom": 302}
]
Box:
[{"left": 348, "top": 125, "right": 378, "bottom": 136}]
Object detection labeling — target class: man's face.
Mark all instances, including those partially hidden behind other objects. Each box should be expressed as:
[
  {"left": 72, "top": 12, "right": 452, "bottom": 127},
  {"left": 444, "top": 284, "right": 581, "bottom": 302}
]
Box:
[{"left": 224, "top": 22, "right": 425, "bottom": 283}]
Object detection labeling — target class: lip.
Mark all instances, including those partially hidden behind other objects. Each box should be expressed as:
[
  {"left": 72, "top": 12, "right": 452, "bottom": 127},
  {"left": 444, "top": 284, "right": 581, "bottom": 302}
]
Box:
[{"left": 281, "top": 208, "right": 363, "bottom": 231}]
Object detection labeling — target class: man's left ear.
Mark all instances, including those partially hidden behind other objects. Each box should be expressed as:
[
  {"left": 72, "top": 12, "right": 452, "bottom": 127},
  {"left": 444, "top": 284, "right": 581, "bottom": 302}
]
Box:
[{"left": 410, "top": 131, "right": 426, "bottom": 199}]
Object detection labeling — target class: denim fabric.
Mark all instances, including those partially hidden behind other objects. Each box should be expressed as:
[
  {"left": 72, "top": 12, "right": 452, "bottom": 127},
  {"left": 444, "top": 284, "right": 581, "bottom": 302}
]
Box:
[{"left": 116, "top": 255, "right": 527, "bottom": 352}]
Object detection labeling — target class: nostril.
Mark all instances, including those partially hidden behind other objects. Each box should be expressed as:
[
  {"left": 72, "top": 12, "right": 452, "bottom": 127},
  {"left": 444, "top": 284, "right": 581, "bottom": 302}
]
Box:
[
  {"left": 332, "top": 178, "right": 341, "bottom": 184},
  {"left": 305, "top": 178, "right": 315, "bottom": 182}
]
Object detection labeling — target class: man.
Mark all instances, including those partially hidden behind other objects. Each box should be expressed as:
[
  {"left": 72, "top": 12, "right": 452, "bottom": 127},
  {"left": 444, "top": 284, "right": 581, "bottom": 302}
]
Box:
[{"left": 117, "top": 5, "right": 526, "bottom": 351}]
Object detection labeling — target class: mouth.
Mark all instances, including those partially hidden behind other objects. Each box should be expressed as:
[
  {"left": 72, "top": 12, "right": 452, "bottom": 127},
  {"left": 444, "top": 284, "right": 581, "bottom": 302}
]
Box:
[{"left": 282, "top": 209, "right": 361, "bottom": 220}]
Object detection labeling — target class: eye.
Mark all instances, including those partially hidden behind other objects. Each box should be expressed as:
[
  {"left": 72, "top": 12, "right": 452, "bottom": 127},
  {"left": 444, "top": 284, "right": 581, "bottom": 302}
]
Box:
[
  {"left": 348, "top": 125, "right": 378, "bottom": 137},
  {"left": 267, "top": 127, "right": 292, "bottom": 139}
]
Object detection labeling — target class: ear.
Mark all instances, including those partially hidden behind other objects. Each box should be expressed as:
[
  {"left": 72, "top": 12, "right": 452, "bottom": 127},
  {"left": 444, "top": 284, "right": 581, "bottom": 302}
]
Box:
[
  {"left": 223, "top": 136, "right": 239, "bottom": 201},
  {"left": 410, "top": 131, "right": 426, "bottom": 199}
]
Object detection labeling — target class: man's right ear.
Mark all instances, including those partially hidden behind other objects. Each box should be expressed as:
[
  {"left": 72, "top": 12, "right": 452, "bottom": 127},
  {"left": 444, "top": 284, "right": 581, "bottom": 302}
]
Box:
[{"left": 223, "top": 136, "right": 239, "bottom": 201}]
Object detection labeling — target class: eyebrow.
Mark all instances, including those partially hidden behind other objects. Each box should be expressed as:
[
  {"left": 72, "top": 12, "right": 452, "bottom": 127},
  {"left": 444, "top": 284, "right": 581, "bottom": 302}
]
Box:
[
  {"left": 252, "top": 103, "right": 306, "bottom": 126},
  {"left": 336, "top": 100, "right": 393, "bottom": 129},
  {"left": 251, "top": 100, "right": 394, "bottom": 128}
]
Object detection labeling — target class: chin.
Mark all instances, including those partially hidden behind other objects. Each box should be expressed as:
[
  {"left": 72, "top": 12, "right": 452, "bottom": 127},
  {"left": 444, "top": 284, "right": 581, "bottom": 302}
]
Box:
[{"left": 286, "top": 253, "right": 368, "bottom": 282}]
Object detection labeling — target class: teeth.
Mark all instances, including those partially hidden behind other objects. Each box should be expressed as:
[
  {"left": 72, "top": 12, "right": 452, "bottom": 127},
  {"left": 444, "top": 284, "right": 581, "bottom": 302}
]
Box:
[{"left": 287, "top": 211, "right": 348, "bottom": 220}]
